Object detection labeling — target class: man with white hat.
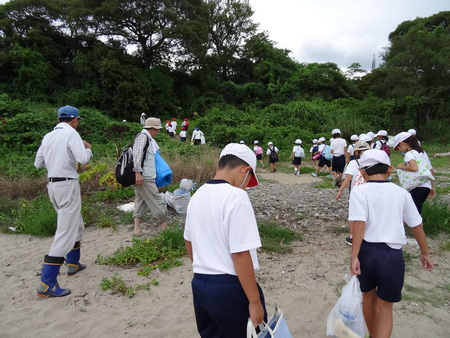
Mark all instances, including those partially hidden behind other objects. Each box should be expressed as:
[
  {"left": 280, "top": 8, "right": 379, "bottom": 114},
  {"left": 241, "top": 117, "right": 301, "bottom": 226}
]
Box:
[
  {"left": 34, "top": 105, "right": 93, "bottom": 297},
  {"left": 132, "top": 117, "right": 168, "bottom": 236},
  {"left": 184, "top": 143, "right": 266, "bottom": 337}
]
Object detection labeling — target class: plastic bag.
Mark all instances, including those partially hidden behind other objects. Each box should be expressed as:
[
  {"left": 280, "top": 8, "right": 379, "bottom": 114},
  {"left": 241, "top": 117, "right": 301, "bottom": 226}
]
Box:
[
  {"left": 326, "top": 275, "right": 365, "bottom": 338},
  {"left": 247, "top": 303, "right": 292, "bottom": 338}
]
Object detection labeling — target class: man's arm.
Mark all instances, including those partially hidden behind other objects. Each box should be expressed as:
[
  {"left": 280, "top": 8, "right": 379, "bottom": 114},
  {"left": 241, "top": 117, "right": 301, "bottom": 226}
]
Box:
[
  {"left": 232, "top": 251, "right": 264, "bottom": 328},
  {"left": 410, "top": 224, "right": 433, "bottom": 271},
  {"left": 350, "top": 220, "right": 366, "bottom": 275}
]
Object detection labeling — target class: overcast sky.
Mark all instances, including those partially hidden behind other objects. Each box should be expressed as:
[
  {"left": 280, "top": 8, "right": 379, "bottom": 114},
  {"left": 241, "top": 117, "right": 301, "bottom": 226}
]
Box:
[{"left": 249, "top": 0, "right": 449, "bottom": 70}]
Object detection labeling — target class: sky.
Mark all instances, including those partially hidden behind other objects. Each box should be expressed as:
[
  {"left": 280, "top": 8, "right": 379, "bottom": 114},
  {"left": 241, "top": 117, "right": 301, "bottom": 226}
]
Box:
[{"left": 248, "top": 0, "right": 449, "bottom": 70}]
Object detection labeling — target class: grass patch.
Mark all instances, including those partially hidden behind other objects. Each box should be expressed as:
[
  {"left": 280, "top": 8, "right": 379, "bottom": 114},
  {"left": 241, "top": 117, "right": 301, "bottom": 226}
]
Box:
[
  {"left": 331, "top": 226, "right": 348, "bottom": 234},
  {"left": 313, "top": 178, "right": 336, "bottom": 189},
  {"left": 402, "top": 283, "right": 448, "bottom": 307},
  {"left": 439, "top": 241, "right": 450, "bottom": 251},
  {"left": 435, "top": 185, "right": 450, "bottom": 195},
  {"left": 421, "top": 199, "right": 450, "bottom": 236},
  {"left": 96, "top": 223, "right": 186, "bottom": 276},
  {"left": 100, "top": 273, "right": 159, "bottom": 298},
  {"left": 258, "top": 220, "right": 303, "bottom": 254}
]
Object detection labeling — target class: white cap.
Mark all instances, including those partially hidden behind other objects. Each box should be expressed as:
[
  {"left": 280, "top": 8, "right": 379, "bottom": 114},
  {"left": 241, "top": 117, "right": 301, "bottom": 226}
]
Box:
[
  {"left": 359, "top": 149, "right": 391, "bottom": 169},
  {"left": 377, "top": 130, "right": 388, "bottom": 137},
  {"left": 312, "top": 139, "right": 318, "bottom": 144},
  {"left": 239, "top": 140, "right": 245, "bottom": 144},
  {"left": 358, "top": 133, "right": 366, "bottom": 140},
  {"left": 220, "top": 143, "right": 259, "bottom": 187},
  {"left": 295, "top": 139, "right": 302, "bottom": 144},
  {"left": 332, "top": 128, "right": 341, "bottom": 135},
  {"left": 367, "top": 131, "right": 376, "bottom": 139},
  {"left": 268, "top": 141, "right": 273, "bottom": 145},
  {"left": 394, "top": 132, "right": 412, "bottom": 150},
  {"left": 318, "top": 137, "right": 326, "bottom": 143},
  {"left": 407, "top": 128, "right": 417, "bottom": 135},
  {"left": 350, "top": 134, "right": 359, "bottom": 141},
  {"left": 253, "top": 140, "right": 258, "bottom": 144},
  {"left": 360, "top": 134, "right": 372, "bottom": 143}
]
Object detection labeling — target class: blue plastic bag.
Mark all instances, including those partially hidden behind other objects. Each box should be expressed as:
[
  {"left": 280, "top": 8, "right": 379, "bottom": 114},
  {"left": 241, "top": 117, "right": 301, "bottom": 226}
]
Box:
[{"left": 155, "top": 150, "right": 172, "bottom": 187}]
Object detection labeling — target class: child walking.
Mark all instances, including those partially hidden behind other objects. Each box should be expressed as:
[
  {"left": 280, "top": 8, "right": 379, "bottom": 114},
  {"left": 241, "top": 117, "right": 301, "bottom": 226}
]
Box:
[
  {"left": 349, "top": 149, "right": 433, "bottom": 338},
  {"left": 184, "top": 143, "right": 267, "bottom": 337},
  {"left": 289, "top": 139, "right": 305, "bottom": 176},
  {"left": 253, "top": 140, "right": 265, "bottom": 169}
]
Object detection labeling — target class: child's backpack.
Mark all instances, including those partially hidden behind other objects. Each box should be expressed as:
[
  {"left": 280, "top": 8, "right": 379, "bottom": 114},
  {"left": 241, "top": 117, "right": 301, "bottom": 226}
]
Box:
[
  {"left": 294, "top": 146, "right": 305, "bottom": 158},
  {"left": 312, "top": 145, "right": 319, "bottom": 154},
  {"left": 323, "top": 145, "right": 333, "bottom": 160},
  {"left": 269, "top": 146, "right": 279, "bottom": 162},
  {"left": 379, "top": 140, "right": 391, "bottom": 156},
  {"left": 115, "top": 134, "right": 149, "bottom": 187}
]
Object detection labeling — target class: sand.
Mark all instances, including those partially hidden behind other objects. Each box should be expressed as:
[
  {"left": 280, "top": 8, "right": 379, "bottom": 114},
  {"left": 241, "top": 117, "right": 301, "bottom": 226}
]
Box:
[{"left": 1, "top": 173, "right": 449, "bottom": 338}]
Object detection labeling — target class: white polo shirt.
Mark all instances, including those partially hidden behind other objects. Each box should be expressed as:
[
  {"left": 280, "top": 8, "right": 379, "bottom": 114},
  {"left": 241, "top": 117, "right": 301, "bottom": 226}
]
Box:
[
  {"left": 349, "top": 181, "right": 422, "bottom": 249},
  {"left": 330, "top": 138, "right": 347, "bottom": 156},
  {"left": 184, "top": 180, "right": 261, "bottom": 275},
  {"left": 34, "top": 122, "right": 92, "bottom": 178}
]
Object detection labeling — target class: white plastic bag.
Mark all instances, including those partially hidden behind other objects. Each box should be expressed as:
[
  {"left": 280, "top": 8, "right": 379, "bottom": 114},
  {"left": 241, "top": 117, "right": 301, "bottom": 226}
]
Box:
[
  {"left": 247, "top": 303, "right": 292, "bottom": 338},
  {"left": 326, "top": 275, "right": 365, "bottom": 338},
  {"left": 164, "top": 189, "right": 191, "bottom": 214}
]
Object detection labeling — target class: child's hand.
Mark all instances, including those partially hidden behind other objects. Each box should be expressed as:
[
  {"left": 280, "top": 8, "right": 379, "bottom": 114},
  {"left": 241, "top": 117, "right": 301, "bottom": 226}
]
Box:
[
  {"left": 350, "top": 257, "right": 361, "bottom": 276},
  {"left": 336, "top": 191, "right": 342, "bottom": 201},
  {"left": 420, "top": 254, "right": 434, "bottom": 271},
  {"left": 249, "top": 300, "right": 264, "bottom": 328}
]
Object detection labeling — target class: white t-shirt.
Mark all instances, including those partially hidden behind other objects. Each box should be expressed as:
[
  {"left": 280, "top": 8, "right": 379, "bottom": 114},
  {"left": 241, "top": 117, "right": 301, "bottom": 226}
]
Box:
[
  {"left": 179, "top": 130, "right": 187, "bottom": 138},
  {"left": 404, "top": 150, "right": 433, "bottom": 189},
  {"left": 184, "top": 181, "right": 261, "bottom": 275},
  {"left": 292, "top": 145, "right": 304, "bottom": 157},
  {"left": 344, "top": 159, "right": 361, "bottom": 189},
  {"left": 330, "top": 138, "right": 347, "bottom": 156},
  {"left": 349, "top": 181, "right": 422, "bottom": 249},
  {"left": 347, "top": 144, "right": 355, "bottom": 156}
]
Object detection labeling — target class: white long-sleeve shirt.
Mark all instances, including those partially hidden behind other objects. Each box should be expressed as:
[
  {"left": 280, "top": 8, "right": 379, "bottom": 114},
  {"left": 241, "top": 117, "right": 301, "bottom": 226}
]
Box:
[{"left": 34, "top": 122, "right": 92, "bottom": 178}]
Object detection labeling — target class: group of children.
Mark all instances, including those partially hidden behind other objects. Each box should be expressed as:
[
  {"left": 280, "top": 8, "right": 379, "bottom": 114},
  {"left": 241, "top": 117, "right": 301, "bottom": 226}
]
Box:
[{"left": 183, "top": 127, "right": 434, "bottom": 337}]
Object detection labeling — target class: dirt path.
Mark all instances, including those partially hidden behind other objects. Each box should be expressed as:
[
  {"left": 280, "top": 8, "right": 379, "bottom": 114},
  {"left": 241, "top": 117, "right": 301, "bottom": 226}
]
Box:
[{"left": 256, "top": 170, "right": 319, "bottom": 185}]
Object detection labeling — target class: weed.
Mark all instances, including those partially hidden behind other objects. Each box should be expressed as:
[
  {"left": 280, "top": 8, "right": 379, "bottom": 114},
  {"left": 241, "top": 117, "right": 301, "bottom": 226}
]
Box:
[
  {"left": 422, "top": 199, "right": 450, "bottom": 236},
  {"left": 331, "top": 226, "right": 348, "bottom": 234},
  {"left": 97, "top": 224, "right": 186, "bottom": 275},
  {"left": 313, "top": 179, "right": 335, "bottom": 189},
  {"left": 100, "top": 274, "right": 136, "bottom": 298},
  {"left": 258, "top": 220, "right": 303, "bottom": 254},
  {"left": 439, "top": 241, "right": 450, "bottom": 251},
  {"left": 402, "top": 251, "right": 413, "bottom": 264},
  {"left": 435, "top": 185, "right": 450, "bottom": 195}
]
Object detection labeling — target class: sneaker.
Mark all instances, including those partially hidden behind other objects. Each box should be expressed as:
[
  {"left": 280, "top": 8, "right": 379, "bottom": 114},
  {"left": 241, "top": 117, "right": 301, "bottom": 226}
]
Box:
[
  {"left": 311, "top": 173, "right": 317, "bottom": 177},
  {"left": 327, "top": 174, "right": 334, "bottom": 178},
  {"left": 345, "top": 236, "right": 353, "bottom": 246},
  {"left": 293, "top": 171, "right": 297, "bottom": 175},
  {"left": 296, "top": 172, "right": 300, "bottom": 176}
]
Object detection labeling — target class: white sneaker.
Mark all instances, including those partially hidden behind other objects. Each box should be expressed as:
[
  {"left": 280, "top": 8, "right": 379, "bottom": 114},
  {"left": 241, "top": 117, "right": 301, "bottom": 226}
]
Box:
[{"left": 311, "top": 173, "right": 317, "bottom": 177}]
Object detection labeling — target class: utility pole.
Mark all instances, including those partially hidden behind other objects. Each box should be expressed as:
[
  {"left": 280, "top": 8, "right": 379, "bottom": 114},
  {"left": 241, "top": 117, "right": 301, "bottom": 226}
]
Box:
[{"left": 371, "top": 54, "right": 376, "bottom": 71}]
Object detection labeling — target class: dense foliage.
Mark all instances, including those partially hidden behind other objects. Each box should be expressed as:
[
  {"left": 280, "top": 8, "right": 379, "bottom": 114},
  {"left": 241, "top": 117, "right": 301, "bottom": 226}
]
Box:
[{"left": 0, "top": 1, "right": 449, "bottom": 144}]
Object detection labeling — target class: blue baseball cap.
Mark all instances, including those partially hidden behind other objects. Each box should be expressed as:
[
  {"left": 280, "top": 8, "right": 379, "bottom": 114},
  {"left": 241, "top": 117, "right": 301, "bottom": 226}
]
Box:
[{"left": 58, "top": 105, "right": 82, "bottom": 119}]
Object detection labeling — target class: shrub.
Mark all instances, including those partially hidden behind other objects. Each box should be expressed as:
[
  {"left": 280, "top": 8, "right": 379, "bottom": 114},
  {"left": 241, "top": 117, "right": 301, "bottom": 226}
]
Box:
[{"left": 422, "top": 199, "right": 450, "bottom": 236}]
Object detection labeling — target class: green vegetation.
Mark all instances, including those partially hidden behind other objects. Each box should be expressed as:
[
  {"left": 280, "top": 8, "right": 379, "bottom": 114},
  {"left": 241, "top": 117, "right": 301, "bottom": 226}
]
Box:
[
  {"left": 422, "top": 199, "right": 450, "bottom": 236},
  {"left": 100, "top": 273, "right": 159, "bottom": 298},
  {"left": 258, "top": 220, "right": 303, "bottom": 254}
]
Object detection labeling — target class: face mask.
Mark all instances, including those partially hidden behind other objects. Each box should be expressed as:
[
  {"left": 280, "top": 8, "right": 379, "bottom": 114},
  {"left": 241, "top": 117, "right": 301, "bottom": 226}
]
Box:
[{"left": 238, "top": 169, "right": 251, "bottom": 189}]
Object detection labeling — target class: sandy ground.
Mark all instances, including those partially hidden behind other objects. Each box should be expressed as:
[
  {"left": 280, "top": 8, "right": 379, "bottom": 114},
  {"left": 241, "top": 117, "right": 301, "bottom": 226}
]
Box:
[{"left": 1, "top": 173, "right": 449, "bottom": 338}]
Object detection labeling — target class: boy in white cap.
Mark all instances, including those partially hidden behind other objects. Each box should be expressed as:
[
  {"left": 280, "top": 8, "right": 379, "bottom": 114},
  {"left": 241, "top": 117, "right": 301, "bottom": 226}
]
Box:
[
  {"left": 310, "top": 139, "right": 319, "bottom": 166},
  {"left": 330, "top": 129, "right": 347, "bottom": 186},
  {"left": 346, "top": 134, "right": 359, "bottom": 162},
  {"left": 372, "top": 130, "right": 390, "bottom": 155},
  {"left": 290, "top": 139, "right": 304, "bottom": 176},
  {"left": 184, "top": 143, "right": 266, "bottom": 337},
  {"left": 349, "top": 149, "right": 433, "bottom": 338},
  {"left": 266, "top": 142, "right": 279, "bottom": 173}
]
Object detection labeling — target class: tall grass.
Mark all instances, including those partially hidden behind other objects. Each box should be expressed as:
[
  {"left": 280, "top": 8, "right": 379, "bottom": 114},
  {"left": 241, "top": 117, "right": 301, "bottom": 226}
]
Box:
[{"left": 422, "top": 199, "right": 450, "bottom": 237}]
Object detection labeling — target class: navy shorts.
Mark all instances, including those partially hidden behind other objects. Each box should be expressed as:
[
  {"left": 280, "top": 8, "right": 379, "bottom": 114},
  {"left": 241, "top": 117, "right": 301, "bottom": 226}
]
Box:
[
  {"left": 292, "top": 157, "right": 302, "bottom": 165},
  {"left": 256, "top": 154, "right": 262, "bottom": 161},
  {"left": 318, "top": 156, "right": 331, "bottom": 168},
  {"left": 358, "top": 241, "right": 405, "bottom": 302},
  {"left": 192, "top": 273, "right": 267, "bottom": 338},
  {"left": 409, "top": 187, "right": 430, "bottom": 214},
  {"left": 332, "top": 155, "right": 346, "bottom": 173}
]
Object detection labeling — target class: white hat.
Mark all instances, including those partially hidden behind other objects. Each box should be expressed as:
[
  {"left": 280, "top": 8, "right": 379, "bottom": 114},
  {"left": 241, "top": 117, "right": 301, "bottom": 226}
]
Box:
[
  {"left": 407, "top": 128, "right": 417, "bottom": 135},
  {"left": 220, "top": 143, "right": 259, "bottom": 187},
  {"left": 394, "top": 132, "right": 412, "bottom": 150},
  {"left": 332, "top": 128, "right": 341, "bottom": 135},
  {"left": 360, "top": 134, "right": 372, "bottom": 143},
  {"left": 143, "top": 117, "right": 163, "bottom": 129},
  {"left": 253, "top": 140, "right": 259, "bottom": 144},
  {"left": 367, "top": 131, "right": 376, "bottom": 139},
  {"left": 268, "top": 141, "right": 273, "bottom": 145},
  {"left": 318, "top": 137, "right": 326, "bottom": 143},
  {"left": 312, "top": 138, "right": 318, "bottom": 144},
  {"left": 358, "top": 133, "right": 366, "bottom": 140},
  {"left": 239, "top": 140, "right": 245, "bottom": 144},
  {"left": 350, "top": 134, "right": 359, "bottom": 141},
  {"left": 295, "top": 139, "right": 302, "bottom": 144},
  {"left": 377, "top": 130, "right": 388, "bottom": 137},
  {"left": 359, "top": 149, "right": 391, "bottom": 169},
  {"left": 354, "top": 141, "right": 370, "bottom": 151}
]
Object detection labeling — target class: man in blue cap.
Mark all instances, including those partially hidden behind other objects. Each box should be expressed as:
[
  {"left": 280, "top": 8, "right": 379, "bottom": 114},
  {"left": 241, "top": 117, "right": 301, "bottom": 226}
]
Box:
[{"left": 34, "top": 105, "right": 93, "bottom": 297}]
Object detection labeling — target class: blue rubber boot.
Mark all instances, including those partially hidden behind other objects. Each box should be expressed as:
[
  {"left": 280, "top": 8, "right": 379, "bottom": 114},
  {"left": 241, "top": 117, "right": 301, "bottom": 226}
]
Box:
[
  {"left": 37, "top": 255, "right": 71, "bottom": 298},
  {"left": 65, "top": 241, "right": 86, "bottom": 276}
]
